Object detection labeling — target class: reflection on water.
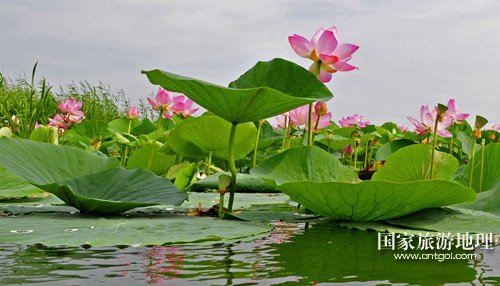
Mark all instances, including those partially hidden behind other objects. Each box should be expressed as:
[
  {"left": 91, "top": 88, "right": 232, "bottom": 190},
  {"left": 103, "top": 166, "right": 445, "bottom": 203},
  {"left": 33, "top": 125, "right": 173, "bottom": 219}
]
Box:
[{"left": 0, "top": 221, "right": 499, "bottom": 285}]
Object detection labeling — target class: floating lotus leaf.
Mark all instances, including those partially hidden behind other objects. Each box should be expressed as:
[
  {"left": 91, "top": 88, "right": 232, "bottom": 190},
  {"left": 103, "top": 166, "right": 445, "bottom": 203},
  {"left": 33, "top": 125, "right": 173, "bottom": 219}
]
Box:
[
  {"left": 0, "top": 213, "right": 271, "bottom": 247},
  {"left": 142, "top": 58, "right": 333, "bottom": 124},
  {"left": 189, "top": 172, "right": 277, "bottom": 193},
  {"left": 0, "top": 138, "right": 187, "bottom": 214},
  {"left": 168, "top": 115, "right": 257, "bottom": 160}
]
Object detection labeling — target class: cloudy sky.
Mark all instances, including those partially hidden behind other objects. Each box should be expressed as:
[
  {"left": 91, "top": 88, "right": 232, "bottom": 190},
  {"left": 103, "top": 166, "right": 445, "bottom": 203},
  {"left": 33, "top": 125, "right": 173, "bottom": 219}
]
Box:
[{"left": 1, "top": 0, "right": 499, "bottom": 126}]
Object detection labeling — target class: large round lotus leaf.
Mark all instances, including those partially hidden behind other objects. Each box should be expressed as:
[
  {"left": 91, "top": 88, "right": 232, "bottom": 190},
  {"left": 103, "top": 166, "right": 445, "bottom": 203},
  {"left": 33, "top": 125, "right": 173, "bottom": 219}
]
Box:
[
  {"left": 0, "top": 167, "right": 43, "bottom": 200},
  {"left": 372, "top": 144, "right": 459, "bottom": 182},
  {"left": 251, "top": 146, "right": 360, "bottom": 185},
  {"left": 142, "top": 58, "right": 333, "bottom": 124},
  {"left": 127, "top": 142, "right": 177, "bottom": 176},
  {"left": 0, "top": 213, "right": 271, "bottom": 247},
  {"left": 277, "top": 180, "right": 476, "bottom": 221},
  {"left": 168, "top": 115, "right": 257, "bottom": 160},
  {"left": 107, "top": 116, "right": 141, "bottom": 134},
  {"left": 189, "top": 172, "right": 277, "bottom": 193},
  {"left": 0, "top": 138, "right": 119, "bottom": 185},
  {"left": 317, "top": 135, "right": 354, "bottom": 152},
  {"left": 454, "top": 143, "right": 500, "bottom": 192},
  {"left": 374, "top": 139, "right": 415, "bottom": 161},
  {"left": 0, "top": 138, "right": 187, "bottom": 214}
]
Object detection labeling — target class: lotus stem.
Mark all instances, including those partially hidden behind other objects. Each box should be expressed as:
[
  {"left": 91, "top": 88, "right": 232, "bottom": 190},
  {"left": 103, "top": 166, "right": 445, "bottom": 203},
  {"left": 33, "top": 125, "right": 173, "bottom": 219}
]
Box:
[
  {"left": 227, "top": 123, "right": 238, "bottom": 213},
  {"left": 121, "top": 118, "right": 133, "bottom": 166},
  {"left": 307, "top": 103, "right": 314, "bottom": 146},
  {"left": 479, "top": 139, "right": 486, "bottom": 192},
  {"left": 285, "top": 116, "right": 291, "bottom": 150},
  {"left": 218, "top": 191, "right": 225, "bottom": 218},
  {"left": 429, "top": 115, "right": 439, "bottom": 180},
  {"left": 449, "top": 123, "right": 455, "bottom": 155},
  {"left": 469, "top": 138, "right": 476, "bottom": 188},
  {"left": 363, "top": 140, "right": 370, "bottom": 170},
  {"left": 353, "top": 139, "right": 359, "bottom": 170},
  {"left": 146, "top": 107, "right": 164, "bottom": 170},
  {"left": 281, "top": 115, "right": 288, "bottom": 150},
  {"left": 312, "top": 114, "right": 321, "bottom": 142},
  {"left": 251, "top": 121, "right": 262, "bottom": 168},
  {"left": 367, "top": 139, "right": 375, "bottom": 164},
  {"left": 206, "top": 151, "right": 212, "bottom": 176}
]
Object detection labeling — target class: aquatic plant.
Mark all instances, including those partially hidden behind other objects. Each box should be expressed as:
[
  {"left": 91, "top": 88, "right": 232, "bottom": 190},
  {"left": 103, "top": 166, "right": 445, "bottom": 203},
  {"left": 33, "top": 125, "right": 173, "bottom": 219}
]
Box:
[{"left": 143, "top": 58, "right": 333, "bottom": 212}]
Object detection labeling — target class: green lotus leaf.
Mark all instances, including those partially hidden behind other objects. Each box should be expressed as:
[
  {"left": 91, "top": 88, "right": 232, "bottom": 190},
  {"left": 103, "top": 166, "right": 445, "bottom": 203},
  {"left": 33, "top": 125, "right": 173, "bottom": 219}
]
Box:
[
  {"left": 374, "top": 139, "right": 415, "bottom": 161},
  {"left": 317, "top": 134, "right": 354, "bottom": 152},
  {"left": 372, "top": 144, "right": 459, "bottom": 182},
  {"left": 168, "top": 115, "right": 257, "bottom": 160},
  {"left": 277, "top": 180, "right": 476, "bottom": 221},
  {"left": 0, "top": 167, "right": 44, "bottom": 200},
  {"left": 0, "top": 138, "right": 187, "bottom": 214},
  {"left": 107, "top": 116, "right": 141, "bottom": 134},
  {"left": 127, "top": 142, "right": 177, "bottom": 176},
  {"left": 0, "top": 213, "right": 270, "bottom": 246},
  {"left": 251, "top": 146, "right": 360, "bottom": 185},
  {"left": 189, "top": 172, "right": 277, "bottom": 193},
  {"left": 0, "top": 138, "right": 120, "bottom": 185},
  {"left": 28, "top": 126, "right": 58, "bottom": 144},
  {"left": 454, "top": 143, "right": 500, "bottom": 192},
  {"left": 142, "top": 58, "right": 333, "bottom": 124},
  {"left": 386, "top": 207, "right": 500, "bottom": 234}
]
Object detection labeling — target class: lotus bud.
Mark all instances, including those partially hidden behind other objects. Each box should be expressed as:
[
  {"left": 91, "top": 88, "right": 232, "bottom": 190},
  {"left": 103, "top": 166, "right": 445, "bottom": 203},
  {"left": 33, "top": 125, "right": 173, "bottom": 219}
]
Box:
[
  {"left": 314, "top": 101, "right": 328, "bottom": 116},
  {"left": 343, "top": 144, "right": 353, "bottom": 156},
  {"left": 473, "top": 128, "right": 482, "bottom": 139},
  {"left": 11, "top": 115, "right": 19, "bottom": 126},
  {"left": 126, "top": 106, "right": 139, "bottom": 119}
]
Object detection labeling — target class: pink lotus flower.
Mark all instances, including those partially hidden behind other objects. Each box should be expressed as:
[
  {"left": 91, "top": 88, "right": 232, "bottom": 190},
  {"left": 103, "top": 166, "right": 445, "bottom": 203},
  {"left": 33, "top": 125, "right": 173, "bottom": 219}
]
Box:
[
  {"left": 126, "top": 106, "right": 139, "bottom": 119},
  {"left": 48, "top": 114, "right": 68, "bottom": 129},
  {"left": 148, "top": 87, "right": 174, "bottom": 111},
  {"left": 34, "top": 122, "right": 43, "bottom": 129},
  {"left": 407, "top": 105, "right": 453, "bottom": 138},
  {"left": 171, "top": 95, "right": 199, "bottom": 118},
  {"left": 275, "top": 113, "right": 288, "bottom": 130},
  {"left": 314, "top": 101, "right": 328, "bottom": 116},
  {"left": 289, "top": 26, "right": 359, "bottom": 82},
  {"left": 444, "top": 99, "right": 469, "bottom": 124},
  {"left": 274, "top": 104, "right": 331, "bottom": 131},
  {"left": 487, "top": 123, "right": 500, "bottom": 132},
  {"left": 288, "top": 105, "right": 310, "bottom": 127},
  {"left": 399, "top": 125, "right": 409, "bottom": 132},
  {"left": 339, "top": 114, "right": 370, "bottom": 128},
  {"left": 307, "top": 112, "right": 332, "bottom": 132},
  {"left": 58, "top": 98, "right": 84, "bottom": 118}
]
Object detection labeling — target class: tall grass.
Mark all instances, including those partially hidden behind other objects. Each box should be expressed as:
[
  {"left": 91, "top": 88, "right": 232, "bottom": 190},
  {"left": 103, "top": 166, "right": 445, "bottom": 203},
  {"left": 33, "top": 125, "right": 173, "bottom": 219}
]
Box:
[{"left": 0, "top": 63, "right": 130, "bottom": 138}]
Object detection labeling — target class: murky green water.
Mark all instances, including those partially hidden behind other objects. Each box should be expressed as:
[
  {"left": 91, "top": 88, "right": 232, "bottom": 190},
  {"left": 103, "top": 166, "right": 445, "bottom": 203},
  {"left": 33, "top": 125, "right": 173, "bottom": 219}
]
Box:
[{"left": 1, "top": 221, "right": 499, "bottom": 286}]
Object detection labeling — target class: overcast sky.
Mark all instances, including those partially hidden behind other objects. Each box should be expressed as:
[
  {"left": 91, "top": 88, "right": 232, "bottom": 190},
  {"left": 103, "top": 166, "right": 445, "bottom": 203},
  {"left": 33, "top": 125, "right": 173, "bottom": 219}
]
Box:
[{"left": 0, "top": 0, "right": 499, "bottom": 127}]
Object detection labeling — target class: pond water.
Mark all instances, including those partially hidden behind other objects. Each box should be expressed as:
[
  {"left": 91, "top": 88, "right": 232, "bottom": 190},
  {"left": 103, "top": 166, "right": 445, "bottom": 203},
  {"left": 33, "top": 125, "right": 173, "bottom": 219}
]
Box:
[{"left": 1, "top": 221, "right": 499, "bottom": 286}]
